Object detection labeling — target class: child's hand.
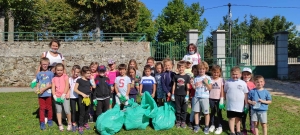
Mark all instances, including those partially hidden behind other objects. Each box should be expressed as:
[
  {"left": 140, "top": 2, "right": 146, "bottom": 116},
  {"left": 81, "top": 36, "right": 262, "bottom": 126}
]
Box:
[
  {"left": 251, "top": 101, "right": 256, "bottom": 105},
  {"left": 258, "top": 99, "right": 264, "bottom": 103},
  {"left": 82, "top": 93, "right": 88, "bottom": 98},
  {"left": 190, "top": 78, "right": 194, "bottom": 84},
  {"left": 151, "top": 94, "right": 155, "bottom": 98},
  {"left": 167, "top": 92, "right": 171, "bottom": 97},
  {"left": 139, "top": 92, "right": 143, "bottom": 96},
  {"left": 203, "top": 78, "right": 209, "bottom": 85}
]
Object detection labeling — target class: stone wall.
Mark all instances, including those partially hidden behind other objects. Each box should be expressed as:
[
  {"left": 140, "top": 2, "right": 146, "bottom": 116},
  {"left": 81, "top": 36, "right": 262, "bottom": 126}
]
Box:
[{"left": 0, "top": 42, "right": 151, "bottom": 86}]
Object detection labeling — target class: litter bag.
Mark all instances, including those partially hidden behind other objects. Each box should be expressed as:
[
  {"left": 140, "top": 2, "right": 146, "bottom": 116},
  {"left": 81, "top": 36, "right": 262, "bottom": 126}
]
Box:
[
  {"left": 141, "top": 91, "right": 158, "bottom": 118},
  {"left": 124, "top": 99, "right": 149, "bottom": 130},
  {"left": 152, "top": 102, "right": 176, "bottom": 131}
]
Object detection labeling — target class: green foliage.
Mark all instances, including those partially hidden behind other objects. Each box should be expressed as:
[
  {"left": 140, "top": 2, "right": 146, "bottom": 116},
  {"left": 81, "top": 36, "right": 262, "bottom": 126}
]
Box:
[
  {"left": 135, "top": 2, "right": 156, "bottom": 41},
  {"left": 155, "top": 0, "right": 208, "bottom": 42}
]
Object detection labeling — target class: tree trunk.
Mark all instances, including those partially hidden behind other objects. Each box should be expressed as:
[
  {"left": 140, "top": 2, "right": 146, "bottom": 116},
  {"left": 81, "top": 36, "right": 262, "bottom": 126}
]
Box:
[
  {"left": 0, "top": 6, "right": 5, "bottom": 42},
  {"left": 7, "top": 9, "right": 14, "bottom": 42},
  {"left": 95, "top": 5, "right": 101, "bottom": 42}
]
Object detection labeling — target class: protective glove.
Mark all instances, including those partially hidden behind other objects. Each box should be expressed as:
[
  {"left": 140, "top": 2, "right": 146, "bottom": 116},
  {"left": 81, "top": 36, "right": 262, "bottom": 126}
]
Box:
[
  {"left": 56, "top": 98, "right": 64, "bottom": 104},
  {"left": 93, "top": 99, "right": 98, "bottom": 106},
  {"left": 30, "top": 79, "right": 37, "bottom": 89},
  {"left": 61, "top": 93, "right": 66, "bottom": 100},
  {"left": 219, "top": 97, "right": 225, "bottom": 110},
  {"left": 53, "top": 95, "right": 57, "bottom": 101},
  {"left": 126, "top": 96, "right": 129, "bottom": 100},
  {"left": 171, "top": 94, "right": 175, "bottom": 101},
  {"left": 35, "top": 89, "right": 41, "bottom": 94},
  {"left": 117, "top": 93, "right": 121, "bottom": 98},
  {"left": 244, "top": 104, "right": 249, "bottom": 114},
  {"left": 185, "top": 95, "right": 189, "bottom": 103},
  {"left": 109, "top": 98, "right": 113, "bottom": 105},
  {"left": 90, "top": 79, "right": 95, "bottom": 86},
  {"left": 119, "top": 95, "right": 127, "bottom": 103},
  {"left": 82, "top": 97, "right": 91, "bottom": 106}
]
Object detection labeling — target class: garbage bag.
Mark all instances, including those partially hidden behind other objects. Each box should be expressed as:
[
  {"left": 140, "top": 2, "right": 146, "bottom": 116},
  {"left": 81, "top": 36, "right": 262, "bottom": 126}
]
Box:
[
  {"left": 141, "top": 91, "right": 158, "bottom": 118},
  {"left": 96, "top": 104, "right": 124, "bottom": 135},
  {"left": 124, "top": 99, "right": 149, "bottom": 130},
  {"left": 152, "top": 102, "right": 176, "bottom": 131}
]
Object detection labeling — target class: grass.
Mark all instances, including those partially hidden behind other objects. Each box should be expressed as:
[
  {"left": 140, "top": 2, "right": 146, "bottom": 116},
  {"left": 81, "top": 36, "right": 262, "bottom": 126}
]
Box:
[{"left": 0, "top": 92, "right": 300, "bottom": 135}]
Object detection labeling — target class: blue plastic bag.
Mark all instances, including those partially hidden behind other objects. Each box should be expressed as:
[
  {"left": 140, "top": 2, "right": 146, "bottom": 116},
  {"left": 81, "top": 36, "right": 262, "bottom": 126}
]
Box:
[
  {"left": 152, "top": 102, "right": 176, "bottom": 131},
  {"left": 141, "top": 91, "right": 158, "bottom": 118},
  {"left": 124, "top": 99, "right": 149, "bottom": 130}
]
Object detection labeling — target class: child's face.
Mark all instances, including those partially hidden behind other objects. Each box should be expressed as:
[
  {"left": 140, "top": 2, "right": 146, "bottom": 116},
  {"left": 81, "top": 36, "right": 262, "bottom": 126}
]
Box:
[
  {"left": 212, "top": 70, "right": 221, "bottom": 79},
  {"left": 98, "top": 71, "right": 105, "bottom": 76},
  {"left": 192, "top": 68, "right": 197, "bottom": 77},
  {"left": 177, "top": 65, "right": 186, "bottom": 74},
  {"left": 147, "top": 60, "right": 154, "bottom": 67},
  {"left": 41, "top": 61, "right": 49, "bottom": 71},
  {"left": 198, "top": 67, "right": 206, "bottom": 76},
  {"left": 129, "top": 69, "right": 135, "bottom": 77},
  {"left": 90, "top": 64, "right": 98, "bottom": 73},
  {"left": 189, "top": 45, "right": 196, "bottom": 52},
  {"left": 72, "top": 69, "right": 80, "bottom": 78},
  {"left": 164, "top": 61, "right": 173, "bottom": 71},
  {"left": 186, "top": 63, "right": 192, "bottom": 68},
  {"left": 109, "top": 63, "right": 116, "bottom": 70},
  {"left": 84, "top": 71, "right": 91, "bottom": 79},
  {"left": 155, "top": 65, "right": 162, "bottom": 73},
  {"left": 231, "top": 71, "right": 241, "bottom": 80},
  {"left": 119, "top": 69, "right": 126, "bottom": 76},
  {"left": 55, "top": 66, "right": 64, "bottom": 76},
  {"left": 254, "top": 78, "right": 265, "bottom": 89},
  {"left": 130, "top": 62, "right": 136, "bottom": 68},
  {"left": 242, "top": 71, "right": 252, "bottom": 82},
  {"left": 144, "top": 69, "right": 151, "bottom": 76}
]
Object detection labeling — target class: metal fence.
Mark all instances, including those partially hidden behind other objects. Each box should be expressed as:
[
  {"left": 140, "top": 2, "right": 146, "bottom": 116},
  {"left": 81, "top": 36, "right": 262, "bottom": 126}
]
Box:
[
  {"left": 150, "top": 41, "right": 187, "bottom": 61},
  {"left": 0, "top": 32, "right": 146, "bottom": 42}
]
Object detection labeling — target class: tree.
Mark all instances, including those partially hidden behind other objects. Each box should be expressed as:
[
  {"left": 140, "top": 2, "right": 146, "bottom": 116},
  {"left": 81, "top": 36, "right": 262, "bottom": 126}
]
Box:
[
  {"left": 155, "top": 0, "right": 208, "bottom": 42},
  {"left": 135, "top": 2, "right": 156, "bottom": 41}
]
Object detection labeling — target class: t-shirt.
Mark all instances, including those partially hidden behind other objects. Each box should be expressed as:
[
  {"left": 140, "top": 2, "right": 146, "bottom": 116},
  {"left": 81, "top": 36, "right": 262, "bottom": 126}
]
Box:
[
  {"left": 182, "top": 53, "right": 201, "bottom": 66},
  {"left": 246, "top": 81, "right": 256, "bottom": 91},
  {"left": 209, "top": 78, "right": 224, "bottom": 99},
  {"left": 36, "top": 71, "right": 54, "bottom": 97},
  {"left": 224, "top": 79, "right": 248, "bottom": 112},
  {"left": 140, "top": 76, "right": 156, "bottom": 94},
  {"left": 248, "top": 89, "right": 272, "bottom": 112},
  {"left": 69, "top": 76, "right": 80, "bottom": 98},
  {"left": 173, "top": 74, "right": 190, "bottom": 96},
  {"left": 43, "top": 51, "right": 65, "bottom": 67},
  {"left": 129, "top": 77, "right": 138, "bottom": 95},
  {"left": 76, "top": 78, "right": 92, "bottom": 95},
  {"left": 114, "top": 76, "right": 131, "bottom": 96},
  {"left": 52, "top": 74, "right": 69, "bottom": 97},
  {"left": 106, "top": 71, "right": 119, "bottom": 85},
  {"left": 184, "top": 68, "right": 193, "bottom": 77},
  {"left": 194, "top": 75, "right": 211, "bottom": 98}
]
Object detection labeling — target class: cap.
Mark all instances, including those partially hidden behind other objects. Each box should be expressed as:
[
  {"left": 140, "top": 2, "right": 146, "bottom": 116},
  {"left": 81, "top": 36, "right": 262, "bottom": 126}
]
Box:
[
  {"left": 98, "top": 65, "right": 106, "bottom": 72},
  {"left": 186, "top": 59, "right": 193, "bottom": 64},
  {"left": 108, "top": 59, "right": 115, "bottom": 65},
  {"left": 242, "top": 67, "right": 252, "bottom": 74}
]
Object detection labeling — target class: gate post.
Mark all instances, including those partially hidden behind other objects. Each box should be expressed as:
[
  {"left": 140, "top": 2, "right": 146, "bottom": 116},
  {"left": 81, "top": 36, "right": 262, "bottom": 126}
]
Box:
[
  {"left": 186, "top": 29, "right": 199, "bottom": 44},
  {"left": 212, "top": 30, "right": 227, "bottom": 77},
  {"left": 274, "top": 31, "right": 289, "bottom": 80}
]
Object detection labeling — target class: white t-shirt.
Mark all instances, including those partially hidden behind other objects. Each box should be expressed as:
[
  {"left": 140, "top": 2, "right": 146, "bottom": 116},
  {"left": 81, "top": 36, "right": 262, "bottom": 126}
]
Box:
[
  {"left": 69, "top": 76, "right": 80, "bottom": 98},
  {"left": 194, "top": 75, "right": 211, "bottom": 98},
  {"left": 224, "top": 79, "right": 248, "bottom": 112},
  {"left": 114, "top": 76, "right": 131, "bottom": 96},
  {"left": 182, "top": 53, "right": 201, "bottom": 66},
  {"left": 43, "top": 51, "right": 65, "bottom": 67}
]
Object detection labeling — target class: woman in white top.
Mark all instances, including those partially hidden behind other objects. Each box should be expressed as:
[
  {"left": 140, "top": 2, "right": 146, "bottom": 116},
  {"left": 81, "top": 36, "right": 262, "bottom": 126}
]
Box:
[
  {"left": 36, "top": 39, "right": 66, "bottom": 74},
  {"left": 182, "top": 43, "right": 201, "bottom": 66}
]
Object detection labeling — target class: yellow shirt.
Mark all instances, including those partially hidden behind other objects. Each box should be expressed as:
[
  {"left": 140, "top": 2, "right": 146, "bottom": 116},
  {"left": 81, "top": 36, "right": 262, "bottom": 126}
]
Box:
[{"left": 184, "top": 68, "right": 193, "bottom": 77}]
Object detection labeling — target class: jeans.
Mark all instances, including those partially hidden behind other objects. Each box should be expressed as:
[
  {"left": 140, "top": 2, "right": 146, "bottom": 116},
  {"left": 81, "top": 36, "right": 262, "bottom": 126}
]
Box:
[{"left": 175, "top": 95, "right": 187, "bottom": 122}]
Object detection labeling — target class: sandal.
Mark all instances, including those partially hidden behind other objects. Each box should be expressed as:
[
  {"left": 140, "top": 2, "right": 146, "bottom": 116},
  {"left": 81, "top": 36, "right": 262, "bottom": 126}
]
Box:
[
  {"left": 67, "top": 124, "right": 72, "bottom": 131},
  {"left": 59, "top": 125, "right": 64, "bottom": 131}
]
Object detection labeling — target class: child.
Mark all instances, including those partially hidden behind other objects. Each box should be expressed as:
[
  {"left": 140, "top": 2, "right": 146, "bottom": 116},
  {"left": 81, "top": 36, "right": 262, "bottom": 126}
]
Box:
[
  {"left": 128, "top": 59, "right": 142, "bottom": 78},
  {"left": 171, "top": 61, "right": 190, "bottom": 128},
  {"left": 106, "top": 60, "right": 119, "bottom": 108},
  {"left": 155, "top": 62, "right": 164, "bottom": 106},
  {"left": 248, "top": 75, "right": 272, "bottom": 135},
  {"left": 69, "top": 65, "right": 81, "bottom": 132},
  {"left": 224, "top": 66, "right": 249, "bottom": 135},
  {"left": 143, "top": 56, "right": 156, "bottom": 77},
  {"left": 51, "top": 63, "right": 71, "bottom": 131},
  {"left": 184, "top": 59, "right": 193, "bottom": 77},
  {"left": 127, "top": 67, "right": 139, "bottom": 101},
  {"left": 187, "top": 65, "right": 198, "bottom": 129},
  {"left": 161, "top": 58, "right": 175, "bottom": 101},
  {"left": 114, "top": 64, "right": 131, "bottom": 106},
  {"left": 140, "top": 65, "right": 156, "bottom": 97},
  {"left": 36, "top": 57, "right": 54, "bottom": 130},
  {"left": 89, "top": 62, "right": 99, "bottom": 123},
  {"left": 208, "top": 65, "right": 224, "bottom": 134},
  {"left": 74, "top": 66, "right": 96, "bottom": 134},
  {"left": 241, "top": 67, "right": 256, "bottom": 135},
  {"left": 192, "top": 61, "right": 212, "bottom": 134},
  {"left": 93, "top": 65, "right": 110, "bottom": 118}
]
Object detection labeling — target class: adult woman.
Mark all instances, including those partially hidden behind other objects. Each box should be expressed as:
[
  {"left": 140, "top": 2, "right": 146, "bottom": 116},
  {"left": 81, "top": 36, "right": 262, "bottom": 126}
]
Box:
[{"left": 182, "top": 43, "right": 201, "bottom": 66}]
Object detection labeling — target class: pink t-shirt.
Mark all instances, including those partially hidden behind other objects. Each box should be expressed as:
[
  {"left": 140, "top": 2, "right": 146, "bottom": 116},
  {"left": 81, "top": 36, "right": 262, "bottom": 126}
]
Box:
[
  {"left": 52, "top": 74, "right": 69, "bottom": 97},
  {"left": 246, "top": 81, "right": 256, "bottom": 91},
  {"left": 209, "top": 78, "right": 224, "bottom": 99},
  {"left": 106, "top": 71, "right": 119, "bottom": 85}
]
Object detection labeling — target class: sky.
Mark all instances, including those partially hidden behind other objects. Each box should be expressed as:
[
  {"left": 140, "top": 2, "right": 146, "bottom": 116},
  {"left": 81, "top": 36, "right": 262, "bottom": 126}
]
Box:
[{"left": 140, "top": 0, "right": 300, "bottom": 37}]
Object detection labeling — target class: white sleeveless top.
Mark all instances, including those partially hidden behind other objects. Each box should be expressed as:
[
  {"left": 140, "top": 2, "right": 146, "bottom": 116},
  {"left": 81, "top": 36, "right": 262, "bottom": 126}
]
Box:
[{"left": 43, "top": 51, "right": 65, "bottom": 67}]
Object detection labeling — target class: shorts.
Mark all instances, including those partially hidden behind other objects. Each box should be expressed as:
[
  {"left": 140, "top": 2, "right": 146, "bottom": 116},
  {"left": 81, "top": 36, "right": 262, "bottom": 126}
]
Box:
[
  {"left": 227, "top": 111, "right": 243, "bottom": 118},
  {"left": 55, "top": 99, "right": 70, "bottom": 114},
  {"left": 251, "top": 110, "right": 267, "bottom": 123},
  {"left": 192, "top": 97, "right": 210, "bottom": 114}
]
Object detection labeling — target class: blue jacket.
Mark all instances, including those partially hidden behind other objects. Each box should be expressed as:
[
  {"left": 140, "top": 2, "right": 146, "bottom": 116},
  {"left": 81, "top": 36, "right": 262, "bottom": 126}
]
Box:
[{"left": 161, "top": 71, "right": 175, "bottom": 94}]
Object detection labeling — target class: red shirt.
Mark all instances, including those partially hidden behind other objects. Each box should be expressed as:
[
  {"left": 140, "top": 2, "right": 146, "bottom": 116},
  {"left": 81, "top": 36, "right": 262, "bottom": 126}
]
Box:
[{"left": 246, "top": 81, "right": 256, "bottom": 91}]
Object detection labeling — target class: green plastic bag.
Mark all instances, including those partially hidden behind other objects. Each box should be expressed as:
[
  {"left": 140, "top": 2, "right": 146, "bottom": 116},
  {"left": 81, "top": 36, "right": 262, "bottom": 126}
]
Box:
[
  {"left": 30, "top": 79, "right": 37, "bottom": 89},
  {"left": 124, "top": 99, "right": 149, "bottom": 130},
  {"left": 152, "top": 102, "right": 176, "bottom": 131},
  {"left": 141, "top": 91, "right": 158, "bottom": 118},
  {"left": 96, "top": 105, "right": 124, "bottom": 135}
]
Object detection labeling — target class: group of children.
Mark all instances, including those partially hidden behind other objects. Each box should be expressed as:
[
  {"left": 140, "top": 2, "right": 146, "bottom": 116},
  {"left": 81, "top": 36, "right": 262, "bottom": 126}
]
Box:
[{"left": 35, "top": 56, "right": 271, "bottom": 135}]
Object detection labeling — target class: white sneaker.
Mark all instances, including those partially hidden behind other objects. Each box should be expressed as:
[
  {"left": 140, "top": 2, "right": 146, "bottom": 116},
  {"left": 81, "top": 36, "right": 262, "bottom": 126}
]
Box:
[
  {"left": 214, "top": 127, "right": 223, "bottom": 134},
  {"left": 209, "top": 125, "right": 215, "bottom": 132}
]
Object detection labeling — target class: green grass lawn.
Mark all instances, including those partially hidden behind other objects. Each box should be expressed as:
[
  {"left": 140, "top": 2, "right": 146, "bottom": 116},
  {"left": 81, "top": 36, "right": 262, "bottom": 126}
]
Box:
[{"left": 0, "top": 92, "right": 299, "bottom": 135}]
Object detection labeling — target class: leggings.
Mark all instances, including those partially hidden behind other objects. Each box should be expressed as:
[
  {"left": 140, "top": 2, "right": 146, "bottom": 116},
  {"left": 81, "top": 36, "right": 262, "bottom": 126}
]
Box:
[
  {"left": 70, "top": 98, "right": 78, "bottom": 123},
  {"left": 242, "top": 107, "right": 253, "bottom": 129},
  {"left": 209, "top": 99, "right": 223, "bottom": 127}
]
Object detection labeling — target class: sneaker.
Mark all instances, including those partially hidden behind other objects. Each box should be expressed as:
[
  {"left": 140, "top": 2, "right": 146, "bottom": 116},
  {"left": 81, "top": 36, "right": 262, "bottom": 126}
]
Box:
[
  {"left": 67, "top": 124, "right": 72, "bottom": 131},
  {"left": 78, "top": 126, "right": 84, "bottom": 134},
  {"left": 89, "top": 116, "right": 94, "bottom": 123},
  {"left": 47, "top": 120, "right": 53, "bottom": 127},
  {"left": 204, "top": 127, "right": 209, "bottom": 134},
  {"left": 214, "top": 127, "right": 223, "bottom": 134},
  {"left": 230, "top": 133, "right": 236, "bottom": 135},
  {"left": 187, "top": 122, "right": 193, "bottom": 130},
  {"left": 175, "top": 121, "right": 181, "bottom": 128},
  {"left": 242, "top": 129, "right": 248, "bottom": 135},
  {"left": 40, "top": 122, "right": 46, "bottom": 130},
  {"left": 251, "top": 128, "right": 256, "bottom": 134},
  {"left": 209, "top": 125, "right": 215, "bottom": 132},
  {"left": 59, "top": 125, "right": 64, "bottom": 131},
  {"left": 84, "top": 123, "right": 90, "bottom": 130},
  {"left": 237, "top": 132, "right": 244, "bottom": 135},
  {"left": 180, "top": 122, "right": 186, "bottom": 128},
  {"left": 193, "top": 126, "right": 200, "bottom": 133}
]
